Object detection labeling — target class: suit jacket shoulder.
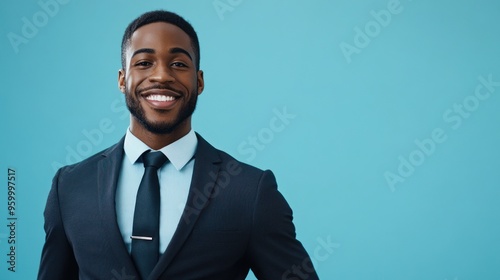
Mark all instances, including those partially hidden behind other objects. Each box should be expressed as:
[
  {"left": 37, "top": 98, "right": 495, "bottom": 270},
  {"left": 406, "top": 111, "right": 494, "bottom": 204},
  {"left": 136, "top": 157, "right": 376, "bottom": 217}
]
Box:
[{"left": 57, "top": 137, "right": 124, "bottom": 176}]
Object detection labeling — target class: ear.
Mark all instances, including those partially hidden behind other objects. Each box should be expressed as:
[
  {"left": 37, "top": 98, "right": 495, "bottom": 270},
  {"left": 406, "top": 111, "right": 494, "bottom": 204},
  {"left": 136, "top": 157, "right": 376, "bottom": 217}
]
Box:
[
  {"left": 118, "top": 69, "right": 126, "bottom": 93},
  {"left": 197, "top": 70, "right": 204, "bottom": 95}
]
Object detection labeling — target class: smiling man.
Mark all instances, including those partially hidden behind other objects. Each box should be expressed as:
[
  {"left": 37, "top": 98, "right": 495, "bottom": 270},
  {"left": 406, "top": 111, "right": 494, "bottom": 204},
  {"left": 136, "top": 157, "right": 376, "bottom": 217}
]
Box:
[{"left": 38, "top": 10, "right": 319, "bottom": 280}]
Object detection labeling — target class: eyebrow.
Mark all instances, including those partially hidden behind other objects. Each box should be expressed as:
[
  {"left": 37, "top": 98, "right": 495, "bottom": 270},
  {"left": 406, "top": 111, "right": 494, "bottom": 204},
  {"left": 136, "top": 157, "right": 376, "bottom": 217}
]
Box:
[
  {"left": 131, "top": 48, "right": 155, "bottom": 59},
  {"left": 131, "top": 47, "right": 193, "bottom": 61},
  {"left": 170, "top": 47, "right": 193, "bottom": 61}
]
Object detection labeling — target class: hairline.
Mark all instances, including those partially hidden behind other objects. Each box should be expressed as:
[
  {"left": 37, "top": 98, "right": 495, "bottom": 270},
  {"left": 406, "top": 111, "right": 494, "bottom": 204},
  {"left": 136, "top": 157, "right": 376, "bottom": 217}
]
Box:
[
  {"left": 122, "top": 26, "right": 199, "bottom": 69},
  {"left": 120, "top": 12, "right": 200, "bottom": 71}
]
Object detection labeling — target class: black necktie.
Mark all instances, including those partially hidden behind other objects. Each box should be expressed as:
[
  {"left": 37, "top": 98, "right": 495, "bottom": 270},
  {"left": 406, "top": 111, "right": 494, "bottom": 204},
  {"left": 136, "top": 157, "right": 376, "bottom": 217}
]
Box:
[{"left": 131, "top": 151, "right": 168, "bottom": 280}]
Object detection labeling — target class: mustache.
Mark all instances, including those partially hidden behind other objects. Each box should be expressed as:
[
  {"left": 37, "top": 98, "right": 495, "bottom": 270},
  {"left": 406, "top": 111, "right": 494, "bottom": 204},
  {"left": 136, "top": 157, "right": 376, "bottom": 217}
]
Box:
[{"left": 136, "top": 84, "right": 183, "bottom": 96}]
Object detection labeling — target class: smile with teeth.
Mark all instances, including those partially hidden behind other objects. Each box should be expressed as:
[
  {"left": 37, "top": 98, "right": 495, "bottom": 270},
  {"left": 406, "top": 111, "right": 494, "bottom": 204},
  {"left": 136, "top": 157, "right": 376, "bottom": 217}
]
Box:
[{"left": 145, "top": 95, "right": 176, "bottom": 102}]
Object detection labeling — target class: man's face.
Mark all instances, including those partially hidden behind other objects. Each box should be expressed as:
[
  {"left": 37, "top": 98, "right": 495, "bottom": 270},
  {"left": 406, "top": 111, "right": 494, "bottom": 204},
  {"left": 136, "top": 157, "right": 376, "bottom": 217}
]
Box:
[{"left": 118, "top": 22, "right": 204, "bottom": 136}]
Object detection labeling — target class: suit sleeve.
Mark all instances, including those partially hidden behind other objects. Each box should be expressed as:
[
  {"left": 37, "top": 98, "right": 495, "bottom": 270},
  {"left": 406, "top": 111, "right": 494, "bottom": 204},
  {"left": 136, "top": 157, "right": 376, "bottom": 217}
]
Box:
[
  {"left": 247, "top": 170, "right": 319, "bottom": 280},
  {"left": 37, "top": 168, "right": 79, "bottom": 280}
]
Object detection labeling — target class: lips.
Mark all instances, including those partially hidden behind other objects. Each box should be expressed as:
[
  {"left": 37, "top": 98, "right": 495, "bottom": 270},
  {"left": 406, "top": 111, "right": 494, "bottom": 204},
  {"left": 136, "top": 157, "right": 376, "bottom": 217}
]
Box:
[
  {"left": 145, "top": 94, "right": 176, "bottom": 102},
  {"left": 140, "top": 88, "right": 182, "bottom": 110}
]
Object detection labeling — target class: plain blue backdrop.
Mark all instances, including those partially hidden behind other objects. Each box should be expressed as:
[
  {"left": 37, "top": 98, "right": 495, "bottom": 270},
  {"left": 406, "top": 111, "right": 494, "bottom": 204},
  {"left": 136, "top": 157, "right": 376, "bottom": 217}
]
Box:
[{"left": 1, "top": 0, "right": 500, "bottom": 279}]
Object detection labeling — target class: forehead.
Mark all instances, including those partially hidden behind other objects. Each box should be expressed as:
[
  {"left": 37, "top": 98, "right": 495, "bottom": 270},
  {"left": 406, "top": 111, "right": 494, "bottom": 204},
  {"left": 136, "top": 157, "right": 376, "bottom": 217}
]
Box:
[{"left": 127, "top": 22, "right": 194, "bottom": 56}]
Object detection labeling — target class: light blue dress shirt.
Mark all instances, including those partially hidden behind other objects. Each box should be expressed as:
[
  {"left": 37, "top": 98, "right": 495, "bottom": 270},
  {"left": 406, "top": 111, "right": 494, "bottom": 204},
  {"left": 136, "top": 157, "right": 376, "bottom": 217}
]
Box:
[{"left": 115, "top": 129, "right": 197, "bottom": 254}]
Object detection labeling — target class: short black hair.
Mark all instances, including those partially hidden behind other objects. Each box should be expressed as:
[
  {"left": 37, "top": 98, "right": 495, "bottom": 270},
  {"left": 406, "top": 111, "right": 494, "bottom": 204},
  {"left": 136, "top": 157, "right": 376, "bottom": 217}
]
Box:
[{"left": 121, "top": 10, "right": 200, "bottom": 70}]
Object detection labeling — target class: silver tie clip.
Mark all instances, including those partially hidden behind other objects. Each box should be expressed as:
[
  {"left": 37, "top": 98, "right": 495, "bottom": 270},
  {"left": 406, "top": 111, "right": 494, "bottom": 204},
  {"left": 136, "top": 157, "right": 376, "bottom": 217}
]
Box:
[{"left": 130, "top": 236, "right": 153, "bottom": 241}]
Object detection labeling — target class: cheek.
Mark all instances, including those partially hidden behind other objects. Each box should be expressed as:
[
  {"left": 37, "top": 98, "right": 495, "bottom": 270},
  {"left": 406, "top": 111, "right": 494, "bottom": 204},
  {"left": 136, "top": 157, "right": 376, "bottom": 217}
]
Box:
[
  {"left": 125, "top": 75, "right": 137, "bottom": 92},
  {"left": 183, "top": 76, "right": 199, "bottom": 92},
  {"left": 126, "top": 72, "right": 150, "bottom": 91}
]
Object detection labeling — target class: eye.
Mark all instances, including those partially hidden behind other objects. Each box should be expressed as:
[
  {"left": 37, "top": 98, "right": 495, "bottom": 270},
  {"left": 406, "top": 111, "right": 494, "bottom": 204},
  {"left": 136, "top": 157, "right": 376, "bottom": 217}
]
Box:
[
  {"left": 171, "top": 62, "right": 187, "bottom": 68},
  {"left": 135, "top": 61, "right": 152, "bottom": 67}
]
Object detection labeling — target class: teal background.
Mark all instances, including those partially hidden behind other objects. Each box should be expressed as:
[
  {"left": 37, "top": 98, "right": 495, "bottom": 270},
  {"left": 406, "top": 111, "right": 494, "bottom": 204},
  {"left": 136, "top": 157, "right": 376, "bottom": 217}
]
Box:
[{"left": 1, "top": 0, "right": 500, "bottom": 279}]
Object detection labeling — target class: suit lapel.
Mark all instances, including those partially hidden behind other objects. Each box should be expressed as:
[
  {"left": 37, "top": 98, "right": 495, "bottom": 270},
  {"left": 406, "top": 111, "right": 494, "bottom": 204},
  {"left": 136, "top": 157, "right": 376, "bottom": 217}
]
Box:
[
  {"left": 150, "top": 134, "right": 222, "bottom": 279},
  {"left": 97, "top": 137, "right": 139, "bottom": 276}
]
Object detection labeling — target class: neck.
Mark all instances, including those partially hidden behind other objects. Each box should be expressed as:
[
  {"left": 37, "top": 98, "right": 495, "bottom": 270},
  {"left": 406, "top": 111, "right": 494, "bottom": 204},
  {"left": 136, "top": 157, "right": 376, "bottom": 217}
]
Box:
[{"left": 130, "top": 120, "right": 191, "bottom": 150}]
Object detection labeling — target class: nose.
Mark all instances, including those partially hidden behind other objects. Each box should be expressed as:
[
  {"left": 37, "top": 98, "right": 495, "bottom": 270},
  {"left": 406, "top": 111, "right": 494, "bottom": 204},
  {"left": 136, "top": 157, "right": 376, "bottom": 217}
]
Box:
[{"left": 149, "top": 63, "right": 175, "bottom": 83}]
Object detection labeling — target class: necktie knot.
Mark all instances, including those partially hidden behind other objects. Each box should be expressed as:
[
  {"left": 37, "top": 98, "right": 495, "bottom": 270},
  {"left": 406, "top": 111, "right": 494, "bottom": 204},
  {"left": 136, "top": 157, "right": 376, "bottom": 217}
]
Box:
[{"left": 142, "top": 151, "right": 168, "bottom": 169}]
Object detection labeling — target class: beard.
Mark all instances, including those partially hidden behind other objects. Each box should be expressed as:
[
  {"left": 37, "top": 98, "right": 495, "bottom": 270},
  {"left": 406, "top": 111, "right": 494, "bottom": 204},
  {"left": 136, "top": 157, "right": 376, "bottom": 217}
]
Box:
[{"left": 125, "top": 85, "right": 198, "bottom": 135}]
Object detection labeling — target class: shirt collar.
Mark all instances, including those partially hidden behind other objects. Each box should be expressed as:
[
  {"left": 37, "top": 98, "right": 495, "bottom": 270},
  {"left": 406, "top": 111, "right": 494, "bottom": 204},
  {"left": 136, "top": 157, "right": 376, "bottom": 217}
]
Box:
[{"left": 123, "top": 128, "right": 197, "bottom": 171}]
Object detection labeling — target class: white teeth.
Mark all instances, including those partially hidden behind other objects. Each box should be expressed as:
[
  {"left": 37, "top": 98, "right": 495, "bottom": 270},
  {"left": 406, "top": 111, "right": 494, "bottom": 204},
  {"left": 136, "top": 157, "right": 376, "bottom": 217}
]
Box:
[{"left": 146, "top": 95, "right": 175, "bottom": 102}]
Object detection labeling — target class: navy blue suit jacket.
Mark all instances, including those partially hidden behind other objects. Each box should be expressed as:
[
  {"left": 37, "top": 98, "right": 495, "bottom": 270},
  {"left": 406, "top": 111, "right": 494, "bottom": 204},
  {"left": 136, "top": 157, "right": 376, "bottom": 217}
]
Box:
[{"left": 38, "top": 134, "right": 319, "bottom": 280}]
